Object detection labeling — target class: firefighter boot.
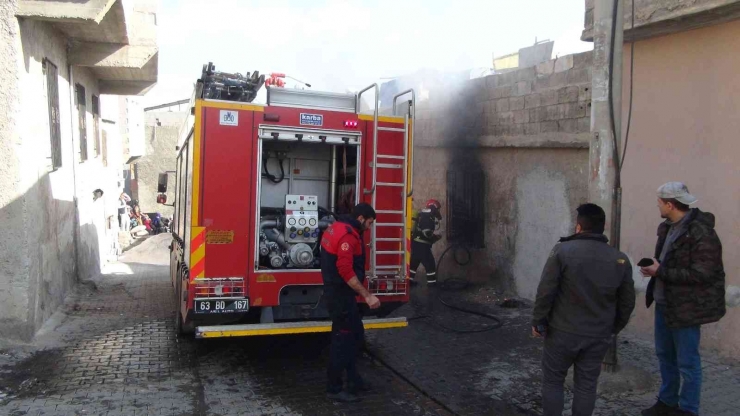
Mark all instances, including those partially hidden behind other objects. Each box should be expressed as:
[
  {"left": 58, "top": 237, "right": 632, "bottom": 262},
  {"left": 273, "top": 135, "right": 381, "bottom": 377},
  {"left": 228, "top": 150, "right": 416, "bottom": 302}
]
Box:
[{"left": 409, "top": 271, "right": 419, "bottom": 287}]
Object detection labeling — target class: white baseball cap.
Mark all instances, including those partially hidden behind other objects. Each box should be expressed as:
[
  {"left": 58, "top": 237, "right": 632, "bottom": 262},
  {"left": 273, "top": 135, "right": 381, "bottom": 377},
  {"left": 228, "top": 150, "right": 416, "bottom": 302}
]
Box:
[{"left": 657, "top": 182, "right": 698, "bottom": 205}]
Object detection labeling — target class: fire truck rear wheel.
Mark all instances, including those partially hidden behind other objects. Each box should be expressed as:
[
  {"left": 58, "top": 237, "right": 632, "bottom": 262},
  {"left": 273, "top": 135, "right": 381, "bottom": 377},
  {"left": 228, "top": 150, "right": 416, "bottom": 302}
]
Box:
[{"left": 174, "top": 267, "right": 194, "bottom": 336}]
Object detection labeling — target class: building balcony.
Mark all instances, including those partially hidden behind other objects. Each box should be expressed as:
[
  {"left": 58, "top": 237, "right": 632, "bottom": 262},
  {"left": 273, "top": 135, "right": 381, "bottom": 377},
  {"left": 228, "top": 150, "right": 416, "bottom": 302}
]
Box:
[{"left": 17, "top": 0, "right": 158, "bottom": 95}]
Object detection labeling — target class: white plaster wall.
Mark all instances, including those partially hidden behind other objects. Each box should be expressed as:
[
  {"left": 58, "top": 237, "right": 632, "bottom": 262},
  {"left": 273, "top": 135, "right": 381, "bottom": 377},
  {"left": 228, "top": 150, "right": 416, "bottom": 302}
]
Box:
[
  {"left": 17, "top": 18, "right": 80, "bottom": 335},
  {"left": 72, "top": 68, "right": 130, "bottom": 281},
  {"left": 0, "top": 11, "right": 82, "bottom": 339},
  {"left": 72, "top": 66, "right": 105, "bottom": 281},
  {"left": 513, "top": 169, "right": 574, "bottom": 300},
  {"left": 0, "top": 0, "right": 27, "bottom": 335},
  {"left": 0, "top": 12, "right": 128, "bottom": 340}
]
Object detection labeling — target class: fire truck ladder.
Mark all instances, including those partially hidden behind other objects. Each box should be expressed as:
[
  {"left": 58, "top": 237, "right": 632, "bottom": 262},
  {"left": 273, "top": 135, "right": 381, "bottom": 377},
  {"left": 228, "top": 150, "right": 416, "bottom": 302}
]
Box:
[{"left": 356, "top": 86, "right": 415, "bottom": 290}]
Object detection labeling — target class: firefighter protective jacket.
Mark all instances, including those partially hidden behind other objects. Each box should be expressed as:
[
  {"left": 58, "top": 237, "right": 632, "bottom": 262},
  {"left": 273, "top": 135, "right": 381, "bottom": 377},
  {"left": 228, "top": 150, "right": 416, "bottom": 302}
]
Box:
[
  {"left": 413, "top": 209, "right": 440, "bottom": 245},
  {"left": 320, "top": 216, "right": 366, "bottom": 297}
]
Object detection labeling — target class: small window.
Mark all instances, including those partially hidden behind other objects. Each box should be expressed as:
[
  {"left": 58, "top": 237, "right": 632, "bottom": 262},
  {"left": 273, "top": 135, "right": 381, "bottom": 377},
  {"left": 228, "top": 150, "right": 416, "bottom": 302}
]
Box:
[
  {"left": 92, "top": 95, "right": 101, "bottom": 157},
  {"left": 446, "top": 170, "right": 486, "bottom": 248},
  {"left": 44, "top": 59, "right": 62, "bottom": 169},
  {"left": 76, "top": 84, "right": 87, "bottom": 162}
]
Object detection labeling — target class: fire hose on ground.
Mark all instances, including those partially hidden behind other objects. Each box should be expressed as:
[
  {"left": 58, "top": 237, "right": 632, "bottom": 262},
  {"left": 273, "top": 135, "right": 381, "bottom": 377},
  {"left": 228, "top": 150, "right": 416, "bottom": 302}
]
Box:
[{"left": 407, "top": 244, "right": 504, "bottom": 333}]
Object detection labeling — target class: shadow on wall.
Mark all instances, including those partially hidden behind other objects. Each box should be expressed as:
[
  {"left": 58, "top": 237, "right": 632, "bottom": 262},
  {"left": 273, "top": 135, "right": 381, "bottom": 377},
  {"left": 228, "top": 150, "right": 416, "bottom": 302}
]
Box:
[{"left": 0, "top": 172, "right": 82, "bottom": 341}]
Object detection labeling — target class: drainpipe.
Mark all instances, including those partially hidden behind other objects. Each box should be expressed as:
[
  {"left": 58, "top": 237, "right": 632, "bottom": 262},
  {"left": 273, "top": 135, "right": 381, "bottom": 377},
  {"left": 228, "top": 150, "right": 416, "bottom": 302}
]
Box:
[{"left": 590, "top": 0, "right": 624, "bottom": 373}]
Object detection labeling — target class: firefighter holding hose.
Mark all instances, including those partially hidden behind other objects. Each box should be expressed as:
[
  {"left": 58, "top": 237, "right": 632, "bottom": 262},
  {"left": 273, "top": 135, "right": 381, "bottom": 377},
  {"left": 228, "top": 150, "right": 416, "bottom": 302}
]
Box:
[{"left": 410, "top": 199, "right": 443, "bottom": 285}]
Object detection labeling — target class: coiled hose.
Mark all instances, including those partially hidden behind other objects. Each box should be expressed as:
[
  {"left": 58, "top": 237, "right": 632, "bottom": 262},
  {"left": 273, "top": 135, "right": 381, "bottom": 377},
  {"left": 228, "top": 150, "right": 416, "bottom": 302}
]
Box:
[{"left": 408, "top": 244, "right": 503, "bottom": 333}]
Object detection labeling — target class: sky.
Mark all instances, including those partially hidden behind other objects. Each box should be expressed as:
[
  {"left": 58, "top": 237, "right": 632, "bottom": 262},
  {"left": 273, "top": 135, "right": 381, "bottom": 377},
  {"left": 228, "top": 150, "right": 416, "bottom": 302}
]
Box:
[{"left": 142, "top": 0, "right": 592, "bottom": 108}]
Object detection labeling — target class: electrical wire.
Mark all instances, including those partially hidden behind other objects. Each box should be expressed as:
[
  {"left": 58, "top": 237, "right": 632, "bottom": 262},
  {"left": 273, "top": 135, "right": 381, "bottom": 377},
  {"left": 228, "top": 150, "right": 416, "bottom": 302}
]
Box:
[
  {"left": 262, "top": 154, "right": 285, "bottom": 183},
  {"left": 621, "top": 0, "right": 636, "bottom": 169},
  {"left": 608, "top": 0, "right": 622, "bottom": 182}
]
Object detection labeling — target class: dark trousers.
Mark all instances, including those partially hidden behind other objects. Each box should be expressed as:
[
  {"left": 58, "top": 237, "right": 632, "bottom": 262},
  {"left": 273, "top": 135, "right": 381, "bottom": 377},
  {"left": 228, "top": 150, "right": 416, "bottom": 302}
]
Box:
[
  {"left": 326, "top": 294, "right": 365, "bottom": 394},
  {"left": 410, "top": 241, "right": 436, "bottom": 281},
  {"left": 541, "top": 328, "right": 611, "bottom": 416}
]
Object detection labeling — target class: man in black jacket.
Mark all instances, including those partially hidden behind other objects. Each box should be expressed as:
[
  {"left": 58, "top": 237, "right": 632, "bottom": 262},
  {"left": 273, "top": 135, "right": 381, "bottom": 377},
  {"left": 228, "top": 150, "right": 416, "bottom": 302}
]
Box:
[
  {"left": 533, "top": 203, "right": 636, "bottom": 416},
  {"left": 640, "top": 182, "right": 725, "bottom": 416}
]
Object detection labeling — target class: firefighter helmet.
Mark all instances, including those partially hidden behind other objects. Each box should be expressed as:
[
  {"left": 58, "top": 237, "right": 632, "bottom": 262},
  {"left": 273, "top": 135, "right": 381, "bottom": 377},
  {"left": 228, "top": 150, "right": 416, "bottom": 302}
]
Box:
[{"left": 425, "top": 199, "right": 441, "bottom": 211}]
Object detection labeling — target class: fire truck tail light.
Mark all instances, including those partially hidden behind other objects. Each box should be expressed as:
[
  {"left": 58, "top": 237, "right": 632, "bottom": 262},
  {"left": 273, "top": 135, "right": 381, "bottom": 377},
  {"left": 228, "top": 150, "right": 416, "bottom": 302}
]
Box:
[
  {"left": 344, "top": 120, "right": 358, "bottom": 128},
  {"left": 193, "top": 278, "right": 245, "bottom": 298}
]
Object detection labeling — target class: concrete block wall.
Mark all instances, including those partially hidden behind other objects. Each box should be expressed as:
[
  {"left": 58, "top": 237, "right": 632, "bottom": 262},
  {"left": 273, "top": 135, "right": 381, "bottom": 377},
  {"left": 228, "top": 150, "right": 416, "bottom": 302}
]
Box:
[
  {"left": 137, "top": 111, "right": 186, "bottom": 218},
  {"left": 475, "top": 51, "right": 592, "bottom": 139},
  {"left": 410, "top": 51, "right": 592, "bottom": 296}
]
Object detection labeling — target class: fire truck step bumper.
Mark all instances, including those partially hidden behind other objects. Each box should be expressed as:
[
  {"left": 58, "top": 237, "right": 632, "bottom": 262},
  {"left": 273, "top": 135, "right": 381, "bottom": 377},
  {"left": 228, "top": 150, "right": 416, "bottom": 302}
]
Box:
[{"left": 195, "top": 317, "right": 408, "bottom": 339}]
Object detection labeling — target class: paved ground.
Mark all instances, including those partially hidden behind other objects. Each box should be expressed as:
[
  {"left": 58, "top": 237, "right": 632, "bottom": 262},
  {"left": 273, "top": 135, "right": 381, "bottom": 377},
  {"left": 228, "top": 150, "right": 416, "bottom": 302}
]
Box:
[
  {"left": 0, "top": 235, "right": 449, "bottom": 416},
  {"left": 369, "top": 280, "right": 740, "bottom": 416},
  {"left": 1, "top": 235, "right": 738, "bottom": 416}
]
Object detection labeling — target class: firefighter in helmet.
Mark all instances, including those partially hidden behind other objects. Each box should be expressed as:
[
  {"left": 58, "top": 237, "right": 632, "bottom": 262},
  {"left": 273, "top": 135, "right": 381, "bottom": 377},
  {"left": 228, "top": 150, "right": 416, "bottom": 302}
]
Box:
[{"left": 410, "top": 199, "right": 442, "bottom": 285}]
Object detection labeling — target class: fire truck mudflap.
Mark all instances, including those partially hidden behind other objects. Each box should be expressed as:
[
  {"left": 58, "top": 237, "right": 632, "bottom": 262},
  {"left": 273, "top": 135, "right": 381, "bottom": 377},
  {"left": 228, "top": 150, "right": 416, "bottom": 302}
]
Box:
[{"left": 195, "top": 317, "right": 407, "bottom": 339}]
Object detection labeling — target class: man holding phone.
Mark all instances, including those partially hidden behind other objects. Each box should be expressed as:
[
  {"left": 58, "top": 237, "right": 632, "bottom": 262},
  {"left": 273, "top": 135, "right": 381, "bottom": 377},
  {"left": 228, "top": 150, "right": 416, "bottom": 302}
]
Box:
[
  {"left": 640, "top": 182, "right": 726, "bottom": 416},
  {"left": 533, "top": 203, "right": 635, "bottom": 416}
]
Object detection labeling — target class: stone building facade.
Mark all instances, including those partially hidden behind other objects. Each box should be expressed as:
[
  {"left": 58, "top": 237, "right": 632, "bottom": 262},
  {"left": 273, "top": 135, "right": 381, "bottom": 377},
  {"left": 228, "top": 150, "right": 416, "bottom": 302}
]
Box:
[
  {"left": 410, "top": 51, "right": 593, "bottom": 299},
  {"left": 0, "top": 0, "right": 158, "bottom": 341}
]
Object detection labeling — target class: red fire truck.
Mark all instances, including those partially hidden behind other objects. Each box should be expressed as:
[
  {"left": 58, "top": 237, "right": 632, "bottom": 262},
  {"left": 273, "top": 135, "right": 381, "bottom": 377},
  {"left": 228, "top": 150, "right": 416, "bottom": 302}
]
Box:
[{"left": 159, "top": 64, "right": 415, "bottom": 338}]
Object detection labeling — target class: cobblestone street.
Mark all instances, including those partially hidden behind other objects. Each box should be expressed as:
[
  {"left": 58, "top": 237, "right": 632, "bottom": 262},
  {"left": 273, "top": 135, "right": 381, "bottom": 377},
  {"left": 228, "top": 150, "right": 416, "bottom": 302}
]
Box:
[
  {"left": 0, "top": 236, "right": 448, "bottom": 416},
  {"left": 370, "top": 282, "right": 740, "bottom": 416},
  {"left": 2, "top": 235, "right": 739, "bottom": 416}
]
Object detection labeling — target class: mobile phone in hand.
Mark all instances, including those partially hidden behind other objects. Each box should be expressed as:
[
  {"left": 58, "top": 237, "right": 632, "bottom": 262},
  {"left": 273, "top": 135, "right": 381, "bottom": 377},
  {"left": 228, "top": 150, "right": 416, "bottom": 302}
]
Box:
[{"left": 637, "top": 258, "right": 654, "bottom": 267}]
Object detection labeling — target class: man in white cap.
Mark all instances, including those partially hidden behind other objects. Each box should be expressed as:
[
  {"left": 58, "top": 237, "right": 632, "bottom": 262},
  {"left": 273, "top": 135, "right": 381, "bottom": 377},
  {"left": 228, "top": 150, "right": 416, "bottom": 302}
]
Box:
[{"left": 640, "top": 182, "right": 726, "bottom": 416}]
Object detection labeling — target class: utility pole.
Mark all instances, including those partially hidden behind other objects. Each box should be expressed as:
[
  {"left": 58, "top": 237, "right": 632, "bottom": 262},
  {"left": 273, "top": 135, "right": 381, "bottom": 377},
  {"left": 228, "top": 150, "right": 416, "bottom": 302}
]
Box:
[{"left": 590, "top": 0, "right": 624, "bottom": 373}]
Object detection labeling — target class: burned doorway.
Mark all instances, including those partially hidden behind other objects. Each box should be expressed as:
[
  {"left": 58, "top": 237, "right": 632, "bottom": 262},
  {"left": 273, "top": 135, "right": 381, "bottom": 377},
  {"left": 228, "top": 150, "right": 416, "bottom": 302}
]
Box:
[{"left": 446, "top": 169, "right": 485, "bottom": 248}]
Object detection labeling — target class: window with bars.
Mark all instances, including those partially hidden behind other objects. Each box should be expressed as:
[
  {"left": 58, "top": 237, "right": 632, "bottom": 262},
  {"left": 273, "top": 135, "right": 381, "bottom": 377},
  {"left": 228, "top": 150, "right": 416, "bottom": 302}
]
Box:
[
  {"left": 76, "top": 84, "right": 87, "bottom": 162},
  {"left": 446, "top": 170, "right": 486, "bottom": 248},
  {"left": 92, "top": 95, "right": 101, "bottom": 157},
  {"left": 44, "top": 59, "right": 62, "bottom": 169}
]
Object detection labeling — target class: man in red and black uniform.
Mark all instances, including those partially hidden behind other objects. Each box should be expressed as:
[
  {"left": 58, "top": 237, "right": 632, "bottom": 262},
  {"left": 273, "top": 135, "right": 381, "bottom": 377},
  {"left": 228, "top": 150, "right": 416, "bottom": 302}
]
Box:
[{"left": 321, "top": 203, "right": 380, "bottom": 403}]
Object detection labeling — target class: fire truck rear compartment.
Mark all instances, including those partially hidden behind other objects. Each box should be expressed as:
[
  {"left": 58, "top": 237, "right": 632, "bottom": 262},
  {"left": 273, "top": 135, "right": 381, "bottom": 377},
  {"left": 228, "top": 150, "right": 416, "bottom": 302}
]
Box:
[{"left": 256, "top": 139, "right": 358, "bottom": 271}]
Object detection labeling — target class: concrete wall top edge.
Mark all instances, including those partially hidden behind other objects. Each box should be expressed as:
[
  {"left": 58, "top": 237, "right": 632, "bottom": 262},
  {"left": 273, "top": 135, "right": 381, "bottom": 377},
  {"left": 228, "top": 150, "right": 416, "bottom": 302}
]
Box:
[{"left": 582, "top": 0, "right": 740, "bottom": 42}]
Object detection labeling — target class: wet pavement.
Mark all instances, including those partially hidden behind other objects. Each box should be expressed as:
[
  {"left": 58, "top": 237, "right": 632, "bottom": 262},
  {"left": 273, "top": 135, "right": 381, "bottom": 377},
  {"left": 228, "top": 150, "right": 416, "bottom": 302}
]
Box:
[
  {"left": 2, "top": 234, "right": 739, "bottom": 416},
  {"left": 370, "top": 281, "right": 740, "bottom": 416},
  {"left": 0, "top": 235, "right": 448, "bottom": 416}
]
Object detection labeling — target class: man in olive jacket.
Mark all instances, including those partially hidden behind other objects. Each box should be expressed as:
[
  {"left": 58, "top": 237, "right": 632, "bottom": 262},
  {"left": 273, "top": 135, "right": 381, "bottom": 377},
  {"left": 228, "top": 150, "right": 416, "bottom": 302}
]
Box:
[
  {"left": 640, "top": 182, "right": 726, "bottom": 416},
  {"left": 533, "top": 203, "right": 636, "bottom": 416}
]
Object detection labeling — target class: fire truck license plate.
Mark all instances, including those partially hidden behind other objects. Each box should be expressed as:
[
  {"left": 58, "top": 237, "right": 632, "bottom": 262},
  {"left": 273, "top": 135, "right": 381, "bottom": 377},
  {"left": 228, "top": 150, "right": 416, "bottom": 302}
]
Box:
[{"left": 194, "top": 299, "right": 249, "bottom": 314}]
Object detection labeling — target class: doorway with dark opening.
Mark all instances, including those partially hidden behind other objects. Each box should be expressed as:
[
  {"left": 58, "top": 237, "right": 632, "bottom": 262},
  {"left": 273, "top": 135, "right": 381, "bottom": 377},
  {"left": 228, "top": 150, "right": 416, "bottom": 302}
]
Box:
[{"left": 446, "top": 169, "right": 485, "bottom": 249}]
